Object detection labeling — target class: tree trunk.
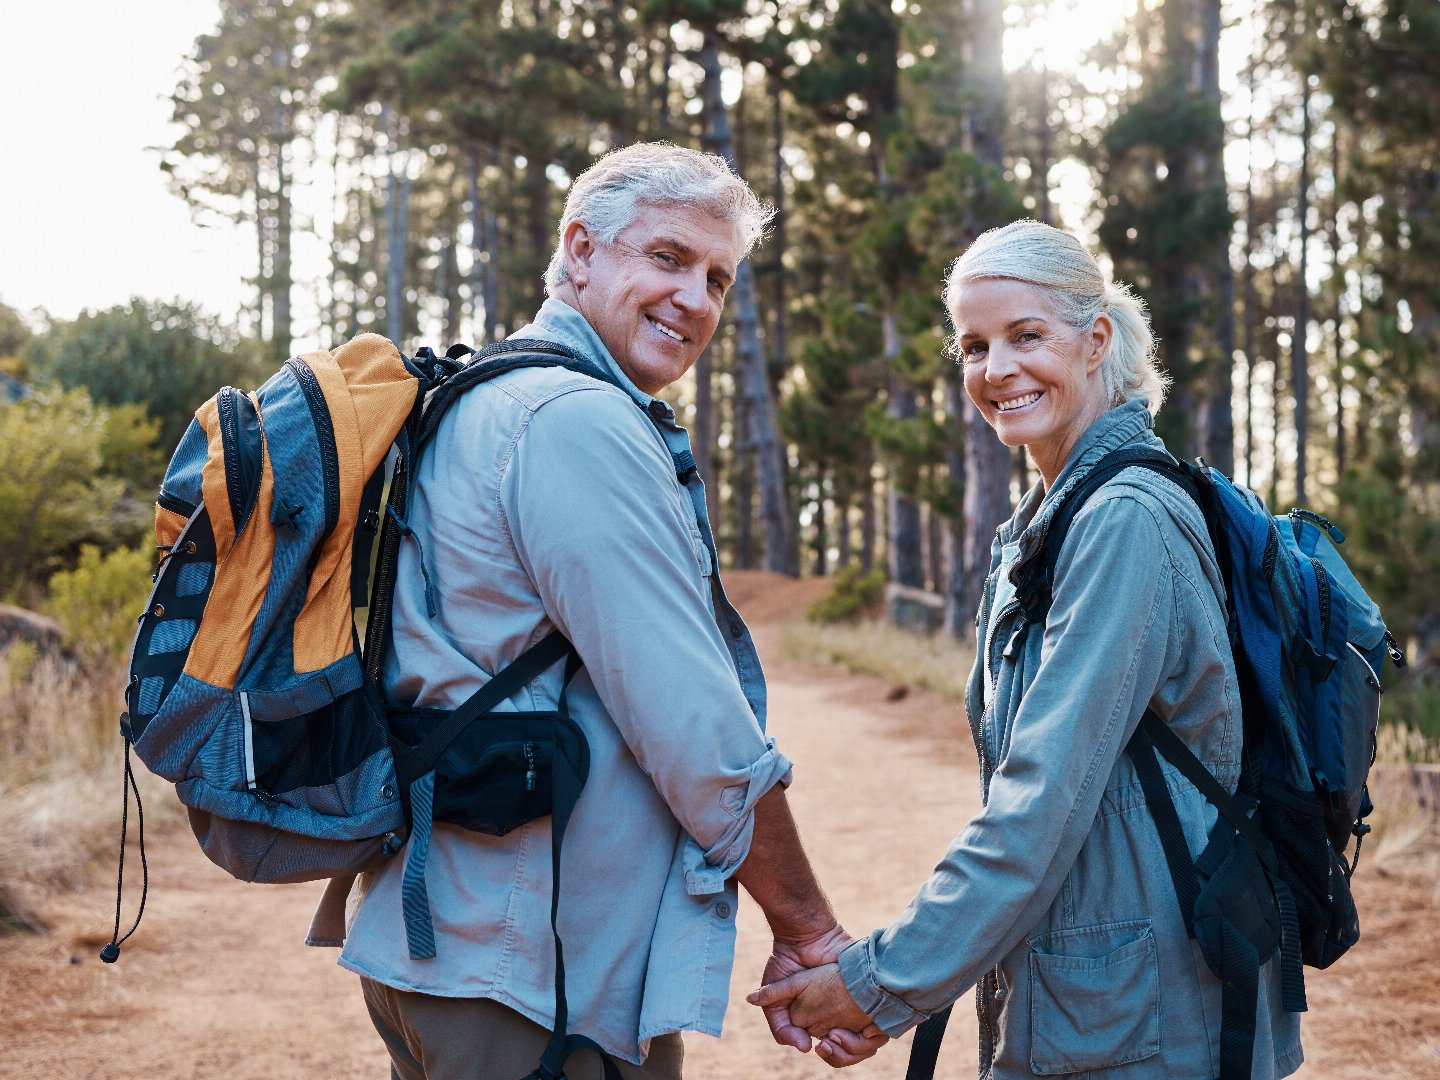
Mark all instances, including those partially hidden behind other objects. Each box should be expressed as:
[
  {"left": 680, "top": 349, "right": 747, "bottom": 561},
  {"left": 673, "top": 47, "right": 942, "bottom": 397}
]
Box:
[
  {"left": 1293, "top": 74, "right": 1312, "bottom": 505},
  {"left": 952, "top": 0, "right": 1012, "bottom": 639},
  {"left": 272, "top": 137, "right": 293, "bottom": 356},
  {"left": 860, "top": 478, "right": 876, "bottom": 574},
  {"left": 384, "top": 105, "right": 405, "bottom": 346},
  {"left": 693, "top": 344, "right": 720, "bottom": 533},
  {"left": 943, "top": 369, "right": 970, "bottom": 637},
  {"left": 1329, "top": 126, "right": 1346, "bottom": 478},
  {"left": 885, "top": 315, "right": 924, "bottom": 589},
  {"left": 699, "top": 31, "right": 793, "bottom": 575},
  {"left": 1193, "top": 0, "right": 1234, "bottom": 476}
]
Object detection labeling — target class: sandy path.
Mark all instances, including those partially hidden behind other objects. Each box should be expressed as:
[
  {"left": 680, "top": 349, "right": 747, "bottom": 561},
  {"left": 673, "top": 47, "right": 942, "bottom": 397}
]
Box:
[{"left": 2, "top": 572, "right": 1436, "bottom": 1078}]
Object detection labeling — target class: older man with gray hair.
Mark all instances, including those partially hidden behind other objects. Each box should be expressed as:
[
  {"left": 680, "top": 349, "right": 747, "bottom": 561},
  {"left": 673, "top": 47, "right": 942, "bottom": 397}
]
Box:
[{"left": 339, "top": 142, "right": 886, "bottom": 1078}]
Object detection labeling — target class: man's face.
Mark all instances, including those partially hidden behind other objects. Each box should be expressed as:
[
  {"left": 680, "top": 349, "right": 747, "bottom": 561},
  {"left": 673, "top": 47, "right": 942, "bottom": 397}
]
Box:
[{"left": 563, "top": 202, "right": 740, "bottom": 396}]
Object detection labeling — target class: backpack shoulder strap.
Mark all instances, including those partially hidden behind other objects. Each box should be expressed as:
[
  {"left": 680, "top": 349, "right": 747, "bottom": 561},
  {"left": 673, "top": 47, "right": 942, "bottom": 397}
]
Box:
[
  {"left": 1013, "top": 447, "right": 1201, "bottom": 632},
  {"left": 416, "top": 338, "right": 622, "bottom": 451}
]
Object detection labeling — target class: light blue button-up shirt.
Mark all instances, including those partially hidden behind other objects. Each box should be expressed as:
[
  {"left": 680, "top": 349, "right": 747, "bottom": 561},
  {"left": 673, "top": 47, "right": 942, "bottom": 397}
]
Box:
[{"left": 339, "top": 298, "right": 792, "bottom": 1063}]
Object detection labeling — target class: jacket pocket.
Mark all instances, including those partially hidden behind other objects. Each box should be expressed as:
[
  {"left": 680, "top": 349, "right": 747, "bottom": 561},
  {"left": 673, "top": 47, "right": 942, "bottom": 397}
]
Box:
[{"left": 1027, "top": 919, "right": 1160, "bottom": 1075}]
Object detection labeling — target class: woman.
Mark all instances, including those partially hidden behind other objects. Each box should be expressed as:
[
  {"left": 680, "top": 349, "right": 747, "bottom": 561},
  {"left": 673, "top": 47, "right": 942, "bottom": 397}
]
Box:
[{"left": 751, "top": 221, "right": 1303, "bottom": 1077}]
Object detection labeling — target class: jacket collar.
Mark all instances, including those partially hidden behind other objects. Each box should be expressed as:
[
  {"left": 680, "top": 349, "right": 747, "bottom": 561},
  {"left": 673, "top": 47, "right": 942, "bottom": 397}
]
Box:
[{"left": 999, "top": 398, "right": 1164, "bottom": 562}]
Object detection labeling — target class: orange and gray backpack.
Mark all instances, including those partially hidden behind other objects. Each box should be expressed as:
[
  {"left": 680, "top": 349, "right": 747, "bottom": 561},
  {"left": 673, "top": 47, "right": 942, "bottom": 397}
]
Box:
[{"left": 103, "top": 332, "right": 640, "bottom": 1078}]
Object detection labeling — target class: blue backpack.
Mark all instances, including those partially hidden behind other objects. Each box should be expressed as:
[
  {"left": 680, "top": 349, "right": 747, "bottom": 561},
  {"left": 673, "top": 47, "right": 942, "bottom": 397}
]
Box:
[
  {"left": 1023, "top": 448, "right": 1405, "bottom": 1080},
  {"left": 906, "top": 448, "right": 1406, "bottom": 1080}
]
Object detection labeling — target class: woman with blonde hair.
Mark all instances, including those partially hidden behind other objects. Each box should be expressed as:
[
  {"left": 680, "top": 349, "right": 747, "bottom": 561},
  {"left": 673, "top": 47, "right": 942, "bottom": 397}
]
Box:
[{"left": 752, "top": 220, "right": 1302, "bottom": 1078}]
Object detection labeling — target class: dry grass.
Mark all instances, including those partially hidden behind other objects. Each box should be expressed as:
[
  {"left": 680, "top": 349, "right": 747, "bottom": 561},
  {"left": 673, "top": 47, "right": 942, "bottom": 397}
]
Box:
[
  {"left": 0, "top": 646, "right": 170, "bottom": 934},
  {"left": 779, "top": 618, "right": 974, "bottom": 702}
]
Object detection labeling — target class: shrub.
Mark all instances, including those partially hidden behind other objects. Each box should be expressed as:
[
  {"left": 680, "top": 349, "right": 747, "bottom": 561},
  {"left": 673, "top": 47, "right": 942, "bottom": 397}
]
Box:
[
  {"left": 808, "top": 564, "right": 887, "bottom": 624},
  {"left": 44, "top": 545, "right": 154, "bottom": 666}
]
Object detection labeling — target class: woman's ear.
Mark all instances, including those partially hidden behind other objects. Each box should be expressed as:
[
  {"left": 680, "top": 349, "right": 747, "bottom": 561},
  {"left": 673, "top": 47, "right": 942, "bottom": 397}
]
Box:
[
  {"left": 1087, "top": 311, "right": 1114, "bottom": 374},
  {"left": 562, "top": 220, "right": 594, "bottom": 289}
]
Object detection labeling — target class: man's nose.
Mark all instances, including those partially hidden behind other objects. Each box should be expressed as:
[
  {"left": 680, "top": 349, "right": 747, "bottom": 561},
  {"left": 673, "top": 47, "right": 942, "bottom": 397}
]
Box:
[{"left": 672, "top": 268, "right": 708, "bottom": 312}]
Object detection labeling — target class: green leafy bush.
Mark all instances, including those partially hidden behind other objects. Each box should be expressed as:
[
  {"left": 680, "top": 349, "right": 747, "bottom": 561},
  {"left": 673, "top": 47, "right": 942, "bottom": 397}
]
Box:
[
  {"left": 44, "top": 544, "right": 154, "bottom": 665},
  {"left": 0, "top": 389, "right": 131, "bottom": 597},
  {"left": 808, "top": 564, "right": 888, "bottom": 624}
]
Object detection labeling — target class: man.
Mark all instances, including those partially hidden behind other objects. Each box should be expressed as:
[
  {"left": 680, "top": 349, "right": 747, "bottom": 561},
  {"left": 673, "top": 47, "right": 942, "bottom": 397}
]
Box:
[{"left": 338, "top": 142, "right": 886, "bottom": 1078}]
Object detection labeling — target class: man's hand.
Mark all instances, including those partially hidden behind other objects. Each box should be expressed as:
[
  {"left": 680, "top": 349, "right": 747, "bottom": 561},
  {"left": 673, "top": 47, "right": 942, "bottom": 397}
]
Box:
[
  {"left": 748, "top": 958, "right": 888, "bottom": 1068},
  {"left": 758, "top": 925, "right": 853, "bottom": 1052}
]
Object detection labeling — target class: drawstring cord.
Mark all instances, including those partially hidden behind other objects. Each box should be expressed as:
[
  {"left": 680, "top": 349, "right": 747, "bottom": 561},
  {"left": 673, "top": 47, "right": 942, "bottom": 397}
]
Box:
[
  {"left": 386, "top": 504, "right": 439, "bottom": 618},
  {"left": 100, "top": 735, "right": 148, "bottom": 963}
]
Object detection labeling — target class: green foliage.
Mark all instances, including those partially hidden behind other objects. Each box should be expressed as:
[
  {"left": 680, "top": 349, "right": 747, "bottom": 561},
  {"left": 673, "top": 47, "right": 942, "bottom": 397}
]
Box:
[
  {"left": 808, "top": 563, "right": 887, "bottom": 623},
  {"left": 0, "top": 389, "right": 131, "bottom": 598},
  {"left": 23, "top": 298, "right": 259, "bottom": 447},
  {"left": 99, "top": 403, "right": 167, "bottom": 497},
  {"left": 0, "top": 300, "right": 33, "bottom": 363},
  {"left": 44, "top": 545, "right": 154, "bottom": 666}
]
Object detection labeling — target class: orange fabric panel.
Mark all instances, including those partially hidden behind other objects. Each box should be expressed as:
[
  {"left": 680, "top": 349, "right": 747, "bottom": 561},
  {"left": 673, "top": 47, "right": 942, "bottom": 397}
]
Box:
[
  {"left": 292, "top": 334, "right": 418, "bottom": 673},
  {"left": 155, "top": 504, "right": 188, "bottom": 550},
  {"left": 184, "top": 392, "right": 276, "bottom": 690},
  {"left": 194, "top": 398, "right": 237, "bottom": 562}
]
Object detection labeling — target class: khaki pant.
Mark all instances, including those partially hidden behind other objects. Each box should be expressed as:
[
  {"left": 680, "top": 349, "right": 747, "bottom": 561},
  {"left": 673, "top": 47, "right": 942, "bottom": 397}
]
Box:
[{"left": 360, "top": 977, "right": 686, "bottom": 1080}]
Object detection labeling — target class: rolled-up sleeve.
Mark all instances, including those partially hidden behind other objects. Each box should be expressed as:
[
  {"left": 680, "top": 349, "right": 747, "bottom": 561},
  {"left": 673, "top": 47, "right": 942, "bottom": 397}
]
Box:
[{"left": 502, "top": 384, "right": 791, "bottom": 884}]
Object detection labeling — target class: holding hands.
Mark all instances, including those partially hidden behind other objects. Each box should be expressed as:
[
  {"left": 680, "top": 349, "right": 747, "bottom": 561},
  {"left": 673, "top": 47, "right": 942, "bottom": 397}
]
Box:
[{"left": 751, "top": 932, "right": 887, "bottom": 1069}]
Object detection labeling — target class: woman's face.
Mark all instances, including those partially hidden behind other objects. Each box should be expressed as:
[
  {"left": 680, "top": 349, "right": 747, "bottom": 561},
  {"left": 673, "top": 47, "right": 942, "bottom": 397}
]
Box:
[{"left": 954, "top": 277, "right": 1113, "bottom": 487}]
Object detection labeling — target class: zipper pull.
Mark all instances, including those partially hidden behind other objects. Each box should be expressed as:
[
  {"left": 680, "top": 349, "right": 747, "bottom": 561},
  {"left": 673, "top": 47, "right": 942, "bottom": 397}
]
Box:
[
  {"left": 1289, "top": 508, "right": 1346, "bottom": 544},
  {"left": 1384, "top": 630, "right": 1407, "bottom": 669},
  {"left": 524, "top": 742, "right": 537, "bottom": 792}
]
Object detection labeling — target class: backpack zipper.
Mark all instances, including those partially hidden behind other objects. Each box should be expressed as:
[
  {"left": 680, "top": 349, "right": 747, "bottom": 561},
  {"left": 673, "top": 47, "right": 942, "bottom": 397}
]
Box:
[
  {"left": 216, "top": 387, "right": 263, "bottom": 535},
  {"left": 284, "top": 359, "right": 341, "bottom": 539},
  {"left": 524, "top": 741, "right": 538, "bottom": 791},
  {"left": 1309, "top": 556, "right": 1331, "bottom": 642},
  {"left": 1289, "top": 507, "right": 1346, "bottom": 545},
  {"left": 157, "top": 490, "right": 197, "bottom": 518}
]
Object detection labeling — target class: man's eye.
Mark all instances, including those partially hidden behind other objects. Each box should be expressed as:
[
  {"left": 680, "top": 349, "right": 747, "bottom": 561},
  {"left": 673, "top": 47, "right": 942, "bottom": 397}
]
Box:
[{"left": 653, "top": 251, "right": 679, "bottom": 266}]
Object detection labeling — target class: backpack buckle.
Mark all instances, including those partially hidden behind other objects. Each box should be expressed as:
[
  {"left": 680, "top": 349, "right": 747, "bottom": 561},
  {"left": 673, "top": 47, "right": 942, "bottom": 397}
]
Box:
[{"left": 1288, "top": 637, "right": 1336, "bottom": 682}]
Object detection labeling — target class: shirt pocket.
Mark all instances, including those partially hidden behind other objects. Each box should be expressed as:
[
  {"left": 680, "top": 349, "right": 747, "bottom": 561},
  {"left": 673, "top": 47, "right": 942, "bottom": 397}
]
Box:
[{"left": 1027, "top": 919, "right": 1160, "bottom": 1075}]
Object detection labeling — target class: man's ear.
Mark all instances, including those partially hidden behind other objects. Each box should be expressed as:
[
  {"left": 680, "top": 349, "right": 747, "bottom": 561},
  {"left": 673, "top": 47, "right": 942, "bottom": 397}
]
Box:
[{"left": 562, "top": 220, "right": 595, "bottom": 288}]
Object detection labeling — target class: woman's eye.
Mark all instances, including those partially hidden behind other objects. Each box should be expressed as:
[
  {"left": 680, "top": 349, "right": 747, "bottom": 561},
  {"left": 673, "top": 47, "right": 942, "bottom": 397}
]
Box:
[{"left": 965, "top": 342, "right": 988, "bottom": 360}]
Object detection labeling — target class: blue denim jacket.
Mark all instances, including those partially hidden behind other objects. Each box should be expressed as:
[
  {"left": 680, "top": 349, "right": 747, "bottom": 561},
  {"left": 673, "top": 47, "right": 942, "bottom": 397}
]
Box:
[
  {"left": 339, "top": 298, "right": 792, "bottom": 1063},
  {"left": 839, "top": 401, "right": 1303, "bottom": 1078}
]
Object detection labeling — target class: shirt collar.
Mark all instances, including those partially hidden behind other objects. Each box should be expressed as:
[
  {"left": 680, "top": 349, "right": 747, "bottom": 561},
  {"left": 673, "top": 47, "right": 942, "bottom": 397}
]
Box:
[{"left": 520, "top": 297, "right": 657, "bottom": 410}]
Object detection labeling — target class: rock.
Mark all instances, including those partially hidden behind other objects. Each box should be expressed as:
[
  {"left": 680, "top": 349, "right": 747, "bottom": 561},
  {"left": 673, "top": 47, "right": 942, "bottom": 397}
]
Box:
[
  {"left": 885, "top": 583, "right": 946, "bottom": 636},
  {"left": 0, "top": 604, "right": 66, "bottom": 655}
]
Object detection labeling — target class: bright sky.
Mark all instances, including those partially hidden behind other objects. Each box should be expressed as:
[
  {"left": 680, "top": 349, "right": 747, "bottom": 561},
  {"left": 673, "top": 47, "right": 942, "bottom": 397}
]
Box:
[
  {"left": 0, "top": 0, "right": 1139, "bottom": 344},
  {"left": 0, "top": 0, "right": 251, "bottom": 329}
]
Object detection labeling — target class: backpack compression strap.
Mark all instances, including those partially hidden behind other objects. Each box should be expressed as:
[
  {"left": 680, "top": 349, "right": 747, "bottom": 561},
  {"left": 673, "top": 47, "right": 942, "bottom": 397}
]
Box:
[{"left": 393, "top": 629, "right": 576, "bottom": 959}]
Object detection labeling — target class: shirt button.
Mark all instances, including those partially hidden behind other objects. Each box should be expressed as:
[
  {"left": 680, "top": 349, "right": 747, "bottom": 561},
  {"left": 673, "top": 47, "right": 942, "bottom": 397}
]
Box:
[
  {"left": 648, "top": 399, "right": 671, "bottom": 419},
  {"left": 729, "top": 620, "right": 743, "bottom": 637},
  {"left": 715, "top": 902, "right": 731, "bottom": 919}
]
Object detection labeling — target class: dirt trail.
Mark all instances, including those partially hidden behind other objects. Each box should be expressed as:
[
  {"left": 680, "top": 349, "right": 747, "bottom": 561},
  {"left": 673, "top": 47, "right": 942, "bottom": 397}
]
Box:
[{"left": 2, "top": 572, "right": 1437, "bottom": 1078}]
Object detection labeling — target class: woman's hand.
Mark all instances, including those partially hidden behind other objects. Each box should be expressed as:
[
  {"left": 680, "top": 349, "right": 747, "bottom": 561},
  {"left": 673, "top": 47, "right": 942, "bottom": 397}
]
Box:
[{"left": 748, "top": 962, "right": 888, "bottom": 1067}]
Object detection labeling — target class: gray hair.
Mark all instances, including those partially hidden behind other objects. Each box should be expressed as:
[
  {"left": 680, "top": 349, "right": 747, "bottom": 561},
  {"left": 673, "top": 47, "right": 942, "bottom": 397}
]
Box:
[
  {"left": 942, "top": 220, "right": 1170, "bottom": 414},
  {"left": 544, "top": 142, "right": 774, "bottom": 294}
]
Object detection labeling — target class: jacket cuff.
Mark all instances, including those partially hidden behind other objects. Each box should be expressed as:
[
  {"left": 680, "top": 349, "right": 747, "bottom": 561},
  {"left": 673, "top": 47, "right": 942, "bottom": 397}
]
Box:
[
  {"left": 838, "top": 936, "right": 929, "bottom": 1036},
  {"left": 683, "top": 739, "right": 793, "bottom": 896}
]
